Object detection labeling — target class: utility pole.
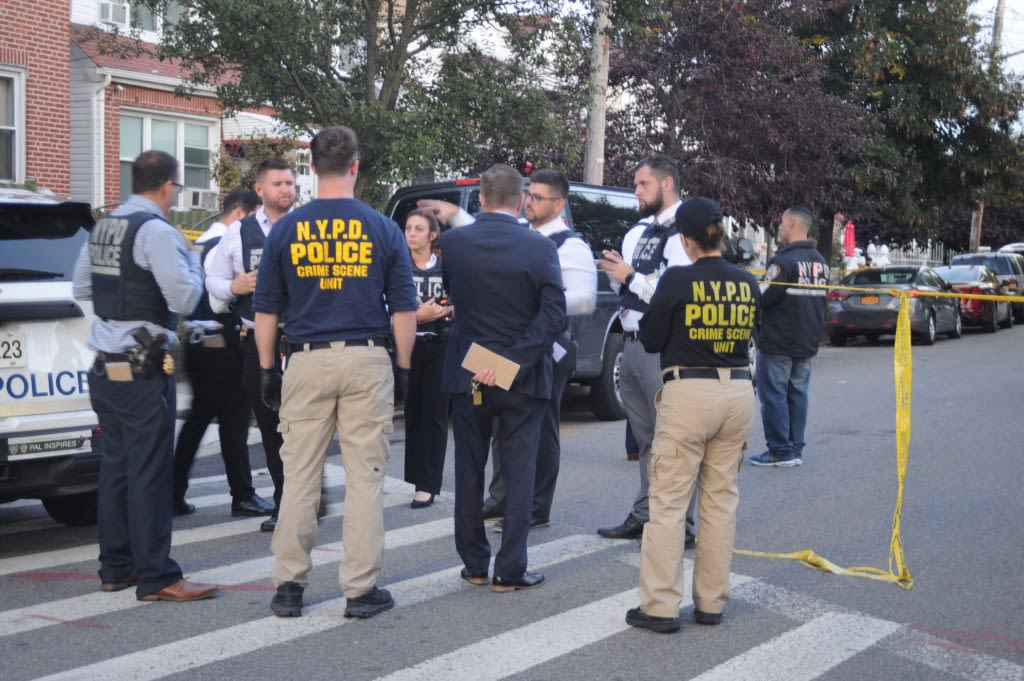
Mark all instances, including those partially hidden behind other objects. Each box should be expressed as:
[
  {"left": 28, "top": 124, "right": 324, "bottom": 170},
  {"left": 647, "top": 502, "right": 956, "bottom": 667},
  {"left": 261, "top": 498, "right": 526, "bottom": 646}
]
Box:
[
  {"left": 583, "top": 0, "right": 610, "bottom": 185},
  {"left": 970, "top": 0, "right": 1007, "bottom": 251}
]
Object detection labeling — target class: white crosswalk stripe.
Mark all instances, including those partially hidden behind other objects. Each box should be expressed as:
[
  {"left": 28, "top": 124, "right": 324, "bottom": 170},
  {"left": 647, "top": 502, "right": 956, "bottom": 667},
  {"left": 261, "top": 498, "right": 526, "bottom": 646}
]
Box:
[{"left": 4, "top": 462, "right": 1023, "bottom": 681}]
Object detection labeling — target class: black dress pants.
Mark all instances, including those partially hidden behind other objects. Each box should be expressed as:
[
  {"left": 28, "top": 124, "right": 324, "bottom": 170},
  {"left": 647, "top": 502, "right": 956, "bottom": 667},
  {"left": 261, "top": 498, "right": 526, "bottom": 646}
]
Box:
[
  {"left": 173, "top": 341, "right": 255, "bottom": 502},
  {"left": 241, "top": 333, "right": 284, "bottom": 511},
  {"left": 403, "top": 337, "right": 450, "bottom": 495}
]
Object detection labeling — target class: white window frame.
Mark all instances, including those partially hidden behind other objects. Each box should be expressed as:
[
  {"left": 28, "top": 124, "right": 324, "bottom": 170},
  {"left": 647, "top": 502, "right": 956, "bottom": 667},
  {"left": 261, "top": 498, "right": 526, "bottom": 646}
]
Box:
[
  {"left": 118, "top": 109, "right": 219, "bottom": 206},
  {"left": 0, "top": 66, "right": 27, "bottom": 184}
]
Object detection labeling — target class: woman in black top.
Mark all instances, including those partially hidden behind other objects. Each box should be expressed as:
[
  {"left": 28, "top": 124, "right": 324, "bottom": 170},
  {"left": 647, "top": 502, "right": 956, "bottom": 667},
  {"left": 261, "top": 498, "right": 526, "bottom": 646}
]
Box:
[
  {"left": 404, "top": 209, "right": 454, "bottom": 508},
  {"left": 625, "top": 197, "right": 761, "bottom": 634}
]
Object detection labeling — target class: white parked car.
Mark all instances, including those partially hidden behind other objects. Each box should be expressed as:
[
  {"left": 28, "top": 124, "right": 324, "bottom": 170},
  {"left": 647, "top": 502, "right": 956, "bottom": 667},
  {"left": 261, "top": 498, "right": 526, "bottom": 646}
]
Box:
[{"left": 0, "top": 186, "right": 101, "bottom": 525}]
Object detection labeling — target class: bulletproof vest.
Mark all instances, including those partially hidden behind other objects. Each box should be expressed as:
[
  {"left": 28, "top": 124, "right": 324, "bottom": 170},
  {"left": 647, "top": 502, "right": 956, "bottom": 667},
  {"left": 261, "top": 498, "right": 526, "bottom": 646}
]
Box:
[
  {"left": 89, "top": 211, "right": 175, "bottom": 329},
  {"left": 548, "top": 228, "right": 584, "bottom": 250},
  {"left": 235, "top": 215, "right": 266, "bottom": 322},
  {"left": 621, "top": 218, "right": 672, "bottom": 313},
  {"left": 413, "top": 255, "right": 451, "bottom": 335},
  {"left": 189, "top": 236, "right": 240, "bottom": 330}
]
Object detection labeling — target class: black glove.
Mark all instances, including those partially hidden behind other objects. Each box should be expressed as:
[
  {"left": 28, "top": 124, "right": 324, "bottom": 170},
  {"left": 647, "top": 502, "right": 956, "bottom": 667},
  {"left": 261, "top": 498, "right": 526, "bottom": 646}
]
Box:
[
  {"left": 394, "top": 366, "right": 410, "bottom": 404},
  {"left": 260, "top": 367, "right": 282, "bottom": 411}
]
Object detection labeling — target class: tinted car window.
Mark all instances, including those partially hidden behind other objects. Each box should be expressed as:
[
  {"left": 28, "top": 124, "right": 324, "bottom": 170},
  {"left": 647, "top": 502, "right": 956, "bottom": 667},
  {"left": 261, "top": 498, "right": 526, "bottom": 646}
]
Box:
[
  {"left": 390, "top": 189, "right": 462, "bottom": 231},
  {"left": 0, "top": 230, "right": 87, "bottom": 282},
  {"left": 567, "top": 189, "right": 639, "bottom": 256}
]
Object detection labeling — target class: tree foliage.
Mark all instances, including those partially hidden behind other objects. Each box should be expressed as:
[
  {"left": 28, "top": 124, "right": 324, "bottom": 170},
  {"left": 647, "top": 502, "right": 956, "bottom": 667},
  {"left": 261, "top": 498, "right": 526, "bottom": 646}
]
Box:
[
  {"left": 139, "top": 0, "right": 589, "bottom": 205},
  {"left": 603, "top": 0, "right": 882, "bottom": 245}
]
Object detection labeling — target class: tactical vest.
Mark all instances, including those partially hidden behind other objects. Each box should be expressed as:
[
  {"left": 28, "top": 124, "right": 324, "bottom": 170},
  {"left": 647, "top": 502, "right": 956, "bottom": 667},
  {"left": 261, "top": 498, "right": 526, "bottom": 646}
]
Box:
[
  {"left": 548, "top": 228, "right": 584, "bottom": 250},
  {"left": 189, "top": 236, "right": 240, "bottom": 331},
  {"left": 89, "top": 211, "right": 174, "bottom": 329},
  {"left": 621, "top": 219, "right": 672, "bottom": 313},
  {"left": 413, "top": 255, "right": 451, "bottom": 336},
  {"left": 235, "top": 215, "right": 266, "bottom": 322}
]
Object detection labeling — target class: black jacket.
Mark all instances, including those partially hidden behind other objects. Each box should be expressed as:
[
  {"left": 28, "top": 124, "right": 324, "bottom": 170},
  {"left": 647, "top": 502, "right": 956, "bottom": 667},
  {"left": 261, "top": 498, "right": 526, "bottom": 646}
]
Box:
[{"left": 759, "top": 240, "right": 829, "bottom": 358}]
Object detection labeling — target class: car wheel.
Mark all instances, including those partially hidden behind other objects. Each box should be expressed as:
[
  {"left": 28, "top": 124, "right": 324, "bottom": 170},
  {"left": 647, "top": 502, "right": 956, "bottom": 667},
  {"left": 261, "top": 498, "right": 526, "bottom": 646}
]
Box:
[
  {"left": 985, "top": 303, "right": 999, "bottom": 333},
  {"left": 1001, "top": 303, "right": 1014, "bottom": 329},
  {"left": 829, "top": 331, "right": 847, "bottom": 347},
  {"left": 589, "top": 332, "right": 626, "bottom": 421},
  {"left": 917, "top": 312, "right": 936, "bottom": 345},
  {"left": 41, "top": 490, "right": 99, "bottom": 526},
  {"left": 948, "top": 312, "right": 962, "bottom": 339},
  {"left": 1014, "top": 302, "right": 1024, "bottom": 324}
]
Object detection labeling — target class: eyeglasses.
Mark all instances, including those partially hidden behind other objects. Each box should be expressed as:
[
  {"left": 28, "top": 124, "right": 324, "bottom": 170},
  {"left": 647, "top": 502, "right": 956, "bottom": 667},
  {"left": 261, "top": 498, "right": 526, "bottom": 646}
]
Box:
[
  {"left": 526, "top": 193, "right": 560, "bottom": 203},
  {"left": 170, "top": 181, "right": 184, "bottom": 191}
]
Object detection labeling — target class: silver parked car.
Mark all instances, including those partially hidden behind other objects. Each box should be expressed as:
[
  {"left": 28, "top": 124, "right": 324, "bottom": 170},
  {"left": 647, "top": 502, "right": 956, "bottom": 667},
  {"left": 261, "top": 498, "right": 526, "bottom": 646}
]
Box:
[{"left": 826, "top": 265, "right": 961, "bottom": 346}]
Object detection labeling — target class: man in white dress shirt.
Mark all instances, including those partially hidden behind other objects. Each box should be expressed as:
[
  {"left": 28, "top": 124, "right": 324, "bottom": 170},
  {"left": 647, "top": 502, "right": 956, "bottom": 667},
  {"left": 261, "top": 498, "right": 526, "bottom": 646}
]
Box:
[{"left": 205, "top": 157, "right": 296, "bottom": 532}]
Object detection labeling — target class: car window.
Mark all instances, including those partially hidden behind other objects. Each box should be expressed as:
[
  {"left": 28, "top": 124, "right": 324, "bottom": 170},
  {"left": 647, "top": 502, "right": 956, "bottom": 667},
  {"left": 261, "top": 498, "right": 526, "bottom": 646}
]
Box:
[
  {"left": 566, "top": 189, "right": 639, "bottom": 257},
  {"left": 0, "top": 226, "right": 87, "bottom": 282},
  {"left": 952, "top": 254, "right": 1010, "bottom": 275},
  {"left": 389, "top": 189, "right": 463, "bottom": 231}
]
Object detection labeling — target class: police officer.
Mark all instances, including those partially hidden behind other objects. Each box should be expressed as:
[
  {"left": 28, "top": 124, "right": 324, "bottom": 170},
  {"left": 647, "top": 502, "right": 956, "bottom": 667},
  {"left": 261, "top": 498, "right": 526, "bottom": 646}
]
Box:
[
  {"left": 254, "top": 125, "right": 418, "bottom": 619},
  {"left": 205, "top": 157, "right": 296, "bottom": 531},
  {"left": 403, "top": 208, "right": 453, "bottom": 509},
  {"left": 172, "top": 189, "right": 274, "bottom": 518},
  {"left": 595, "top": 155, "right": 696, "bottom": 543},
  {"left": 72, "top": 150, "right": 218, "bottom": 602},
  {"left": 625, "top": 197, "right": 761, "bottom": 633}
]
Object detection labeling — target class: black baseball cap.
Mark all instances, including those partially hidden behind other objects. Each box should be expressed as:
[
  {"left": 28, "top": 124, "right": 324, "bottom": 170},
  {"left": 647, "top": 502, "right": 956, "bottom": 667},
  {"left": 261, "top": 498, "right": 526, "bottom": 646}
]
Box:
[{"left": 676, "top": 197, "right": 724, "bottom": 237}]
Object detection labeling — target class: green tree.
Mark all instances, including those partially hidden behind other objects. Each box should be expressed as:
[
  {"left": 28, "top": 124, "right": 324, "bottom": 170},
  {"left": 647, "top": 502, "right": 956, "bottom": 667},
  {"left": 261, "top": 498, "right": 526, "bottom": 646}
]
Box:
[
  {"left": 804, "top": 0, "right": 1024, "bottom": 245},
  {"left": 134, "top": 0, "right": 589, "bottom": 205}
]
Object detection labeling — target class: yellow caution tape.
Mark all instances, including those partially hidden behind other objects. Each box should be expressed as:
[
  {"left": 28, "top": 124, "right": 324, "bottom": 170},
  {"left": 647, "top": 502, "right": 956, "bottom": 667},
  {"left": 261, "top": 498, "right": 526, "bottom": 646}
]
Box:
[
  {"left": 733, "top": 279, "right": 981, "bottom": 590},
  {"left": 182, "top": 229, "right": 204, "bottom": 243}
]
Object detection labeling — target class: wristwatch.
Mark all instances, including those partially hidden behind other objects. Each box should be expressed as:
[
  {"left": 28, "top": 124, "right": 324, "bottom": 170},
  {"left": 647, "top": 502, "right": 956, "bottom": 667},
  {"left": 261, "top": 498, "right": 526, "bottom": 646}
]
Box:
[{"left": 625, "top": 271, "right": 636, "bottom": 286}]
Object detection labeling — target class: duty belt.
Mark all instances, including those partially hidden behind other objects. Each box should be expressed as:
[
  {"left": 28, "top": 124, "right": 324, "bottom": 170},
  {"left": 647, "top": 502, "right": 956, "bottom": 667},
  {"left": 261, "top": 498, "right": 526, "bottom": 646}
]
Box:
[
  {"left": 662, "top": 367, "right": 751, "bottom": 383},
  {"left": 623, "top": 330, "right": 641, "bottom": 341},
  {"left": 287, "top": 337, "right": 389, "bottom": 354}
]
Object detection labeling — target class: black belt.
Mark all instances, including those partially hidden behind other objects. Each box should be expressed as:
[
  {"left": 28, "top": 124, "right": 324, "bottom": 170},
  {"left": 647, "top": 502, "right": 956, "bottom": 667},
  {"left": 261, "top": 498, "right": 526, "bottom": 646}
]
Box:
[
  {"left": 623, "top": 331, "right": 641, "bottom": 341},
  {"left": 662, "top": 367, "right": 751, "bottom": 383},
  {"left": 287, "top": 337, "right": 388, "bottom": 353},
  {"left": 97, "top": 351, "right": 132, "bottom": 362}
]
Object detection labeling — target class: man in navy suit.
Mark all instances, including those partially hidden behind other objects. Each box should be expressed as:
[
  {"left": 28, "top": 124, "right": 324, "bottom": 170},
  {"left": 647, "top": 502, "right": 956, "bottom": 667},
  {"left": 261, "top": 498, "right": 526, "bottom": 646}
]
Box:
[{"left": 439, "top": 164, "right": 566, "bottom": 592}]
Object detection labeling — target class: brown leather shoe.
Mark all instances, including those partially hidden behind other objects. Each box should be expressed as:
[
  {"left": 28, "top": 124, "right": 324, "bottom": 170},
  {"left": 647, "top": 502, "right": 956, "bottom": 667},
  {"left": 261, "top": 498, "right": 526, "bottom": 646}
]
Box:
[
  {"left": 626, "top": 451, "right": 639, "bottom": 461},
  {"left": 138, "top": 578, "right": 218, "bottom": 602}
]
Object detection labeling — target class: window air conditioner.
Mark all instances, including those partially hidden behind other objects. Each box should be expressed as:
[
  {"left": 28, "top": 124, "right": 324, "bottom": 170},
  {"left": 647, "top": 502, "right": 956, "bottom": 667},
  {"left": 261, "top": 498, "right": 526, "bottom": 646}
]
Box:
[
  {"left": 100, "top": 2, "right": 130, "bottom": 28},
  {"left": 185, "top": 189, "right": 220, "bottom": 212}
]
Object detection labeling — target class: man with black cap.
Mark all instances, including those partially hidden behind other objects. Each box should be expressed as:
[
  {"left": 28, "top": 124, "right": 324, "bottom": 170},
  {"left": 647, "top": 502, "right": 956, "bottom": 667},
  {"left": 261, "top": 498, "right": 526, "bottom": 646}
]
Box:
[{"left": 626, "top": 197, "right": 760, "bottom": 634}]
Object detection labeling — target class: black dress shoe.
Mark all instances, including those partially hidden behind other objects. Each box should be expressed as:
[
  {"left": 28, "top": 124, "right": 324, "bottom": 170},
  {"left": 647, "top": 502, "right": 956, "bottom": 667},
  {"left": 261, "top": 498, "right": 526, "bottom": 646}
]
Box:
[
  {"left": 491, "top": 571, "right": 545, "bottom": 592},
  {"left": 260, "top": 515, "right": 278, "bottom": 532},
  {"left": 232, "top": 494, "right": 274, "bottom": 517},
  {"left": 344, "top": 586, "right": 394, "bottom": 618},
  {"left": 172, "top": 499, "right": 196, "bottom": 517},
  {"left": 481, "top": 505, "right": 503, "bottom": 521},
  {"left": 460, "top": 567, "right": 489, "bottom": 586},
  {"left": 410, "top": 493, "right": 435, "bottom": 509},
  {"left": 271, "top": 581, "right": 304, "bottom": 617},
  {"left": 694, "top": 609, "right": 722, "bottom": 625},
  {"left": 626, "top": 607, "right": 680, "bottom": 633},
  {"left": 685, "top": 531, "right": 697, "bottom": 549},
  {"left": 597, "top": 515, "right": 645, "bottom": 539}
]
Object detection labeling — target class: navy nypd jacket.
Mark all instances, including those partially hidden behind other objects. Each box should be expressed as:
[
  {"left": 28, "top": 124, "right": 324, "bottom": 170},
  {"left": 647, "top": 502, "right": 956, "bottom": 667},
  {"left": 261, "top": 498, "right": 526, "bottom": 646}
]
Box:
[{"left": 759, "top": 240, "right": 829, "bottom": 358}]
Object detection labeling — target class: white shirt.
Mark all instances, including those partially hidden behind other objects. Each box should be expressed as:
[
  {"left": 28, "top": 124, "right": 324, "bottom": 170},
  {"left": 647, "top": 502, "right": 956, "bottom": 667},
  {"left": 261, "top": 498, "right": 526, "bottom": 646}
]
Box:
[
  {"left": 205, "top": 206, "right": 276, "bottom": 319},
  {"left": 610, "top": 200, "right": 691, "bottom": 332},
  {"left": 535, "top": 216, "right": 597, "bottom": 316}
]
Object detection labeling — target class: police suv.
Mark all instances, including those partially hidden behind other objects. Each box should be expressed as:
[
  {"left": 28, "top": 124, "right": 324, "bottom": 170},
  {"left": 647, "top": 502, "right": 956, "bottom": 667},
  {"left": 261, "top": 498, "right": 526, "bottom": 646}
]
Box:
[
  {"left": 0, "top": 187, "right": 100, "bottom": 525},
  {"left": 387, "top": 179, "right": 641, "bottom": 420}
]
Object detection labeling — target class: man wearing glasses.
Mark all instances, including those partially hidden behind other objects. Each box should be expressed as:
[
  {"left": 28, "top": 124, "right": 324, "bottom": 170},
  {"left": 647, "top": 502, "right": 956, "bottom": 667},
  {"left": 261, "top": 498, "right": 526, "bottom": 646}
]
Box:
[{"left": 73, "top": 150, "right": 218, "bottom": 602}]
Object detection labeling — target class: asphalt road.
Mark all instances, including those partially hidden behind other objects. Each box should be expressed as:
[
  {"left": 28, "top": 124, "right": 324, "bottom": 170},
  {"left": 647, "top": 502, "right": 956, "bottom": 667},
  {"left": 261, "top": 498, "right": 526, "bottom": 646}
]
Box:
[{"left": 1, "top": 323, "right": 1022, "bottom": 681}]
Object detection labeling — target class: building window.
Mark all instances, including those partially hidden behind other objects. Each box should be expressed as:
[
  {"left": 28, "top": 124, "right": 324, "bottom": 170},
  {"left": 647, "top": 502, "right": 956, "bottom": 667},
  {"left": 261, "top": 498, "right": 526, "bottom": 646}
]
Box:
[
  {"left": 294, "top": 148, "right": 311, "bottom": 176},
  {"left": 128, "top": 1, "right": 185, "bottom": 36},
  {"left": 0, "top": 69, "right": 25, "bottom": 183},
  {"left": 118, "top": 112, "right": 217, "bottom": 202}
]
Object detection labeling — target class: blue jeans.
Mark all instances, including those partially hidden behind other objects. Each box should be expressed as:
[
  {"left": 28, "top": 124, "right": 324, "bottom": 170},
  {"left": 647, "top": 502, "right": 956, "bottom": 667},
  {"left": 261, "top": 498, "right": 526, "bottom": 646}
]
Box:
[{"left": 756, "top": 352, "right": 812, "bottom": 459}]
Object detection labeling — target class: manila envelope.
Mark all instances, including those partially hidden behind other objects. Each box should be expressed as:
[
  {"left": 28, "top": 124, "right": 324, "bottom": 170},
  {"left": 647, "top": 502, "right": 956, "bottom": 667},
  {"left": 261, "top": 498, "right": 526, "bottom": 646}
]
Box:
[{"left": 461, "top": 342, "right": 521, "bottom": 391}]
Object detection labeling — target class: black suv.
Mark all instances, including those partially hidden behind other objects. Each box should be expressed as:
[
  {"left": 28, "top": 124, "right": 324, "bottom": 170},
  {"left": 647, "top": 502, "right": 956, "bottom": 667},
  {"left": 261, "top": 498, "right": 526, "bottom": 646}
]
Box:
[{"left": 386, "top": 179, "right": 640, "bottom": 420}]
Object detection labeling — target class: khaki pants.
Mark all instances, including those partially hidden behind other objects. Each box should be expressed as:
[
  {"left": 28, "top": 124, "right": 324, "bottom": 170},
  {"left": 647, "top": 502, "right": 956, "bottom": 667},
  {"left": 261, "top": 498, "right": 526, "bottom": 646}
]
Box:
[
  {"left": 639, "top": 370, "right": 754, "bottom": 618},
  {"left": 270, "top": 343, "right": 394, "bottom": 598}
]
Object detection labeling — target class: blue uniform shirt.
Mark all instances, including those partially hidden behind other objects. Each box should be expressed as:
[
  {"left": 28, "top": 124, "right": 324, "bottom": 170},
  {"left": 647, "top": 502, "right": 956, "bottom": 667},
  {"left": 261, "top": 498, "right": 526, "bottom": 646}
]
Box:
[{"left": 254, "top": 198, "right": 418, "bottom": 343}]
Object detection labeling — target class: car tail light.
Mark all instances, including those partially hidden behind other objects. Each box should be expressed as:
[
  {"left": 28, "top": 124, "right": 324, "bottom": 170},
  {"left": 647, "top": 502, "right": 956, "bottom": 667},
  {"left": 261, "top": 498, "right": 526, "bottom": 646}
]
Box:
[
  {"left": 826, "top": 290, "right": 849, "bottom": 301},
  {"left": 906, "top": 288, "right": 920, "bottom": 298},
  {"left": 453, "top": 179, "right": 480, "bottom": 186},
  {"left": 1008, "top": 278, "right": 1018, "bottom": 290}
]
